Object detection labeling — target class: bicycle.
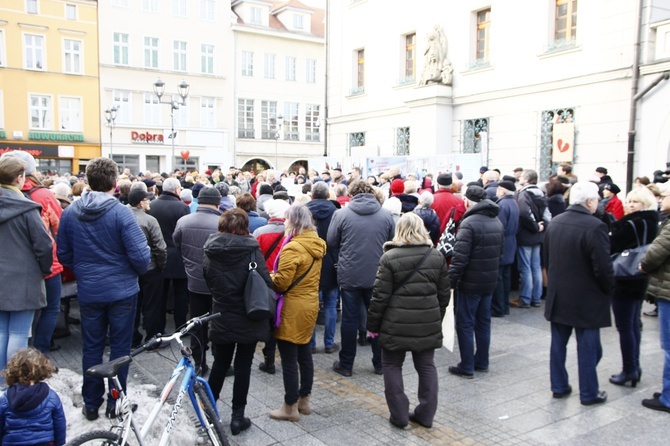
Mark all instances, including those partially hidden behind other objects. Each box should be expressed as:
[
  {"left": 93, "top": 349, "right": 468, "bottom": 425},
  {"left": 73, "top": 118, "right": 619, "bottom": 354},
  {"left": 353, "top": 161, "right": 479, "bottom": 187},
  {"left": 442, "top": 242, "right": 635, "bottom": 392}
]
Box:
[{"left": 66, "top": 313, "right": 229, "bottom": 446}]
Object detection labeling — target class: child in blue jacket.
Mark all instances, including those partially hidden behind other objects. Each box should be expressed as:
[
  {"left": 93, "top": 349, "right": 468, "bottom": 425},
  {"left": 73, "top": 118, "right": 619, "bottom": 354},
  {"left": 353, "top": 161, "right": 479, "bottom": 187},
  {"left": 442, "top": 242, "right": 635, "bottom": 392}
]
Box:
[{"left": 0, "top": 348, "right": 66, "bottom": 446}]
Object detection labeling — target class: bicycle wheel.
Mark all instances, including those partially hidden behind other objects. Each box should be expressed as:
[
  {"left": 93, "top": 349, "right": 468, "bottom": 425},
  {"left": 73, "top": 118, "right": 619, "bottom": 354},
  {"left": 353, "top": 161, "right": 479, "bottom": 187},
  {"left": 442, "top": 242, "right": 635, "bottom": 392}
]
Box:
[
  {"left": 66, "top": 430, "right": 121, "bottom": 446},
  {"left": 193, "top": 382, "right": 229, "bottom": 446}
]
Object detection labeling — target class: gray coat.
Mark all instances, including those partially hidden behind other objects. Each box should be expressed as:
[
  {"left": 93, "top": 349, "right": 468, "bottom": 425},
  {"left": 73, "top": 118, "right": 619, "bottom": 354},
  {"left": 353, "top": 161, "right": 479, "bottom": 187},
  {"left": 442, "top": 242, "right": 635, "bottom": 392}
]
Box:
[
  {"left": 173, "top": 206, "right": 222, "bottom": 294},
  {"left": 327, "top": 193, "right": 395, "bottom": 289},
  {"left": 131, "top": 207, "right": 167, "bottom": 272},
  {"left": 0, "top": 187, "right": 53, "bottom": 311}
]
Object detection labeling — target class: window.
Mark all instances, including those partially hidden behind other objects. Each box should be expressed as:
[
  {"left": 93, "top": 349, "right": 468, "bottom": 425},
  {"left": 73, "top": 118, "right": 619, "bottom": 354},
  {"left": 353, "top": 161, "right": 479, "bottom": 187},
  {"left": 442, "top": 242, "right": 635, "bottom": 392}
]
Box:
[
  {"left": 141, "top": 0, "right": 159, "bottom": 12},
  {"left": 250, "top": 6, "right": 261, "bottom": 23},
  {"left": 65, "top": 4, "right": 77, "bottom": 20},
  {"left": 172, "top": 0, "right": 187, "bottom": 17},
  {"left": 112, "top": 90, "right": 131, "bottom": 124},
  {"left": 26, "top": 0, "right": 38, "bottom": 14},
  {"left": 264, "top": 53, "right": 275, "bottom": 79},
  {"left": 555, "top": 0, "right": 577, "bottom": 43},
  {"left": 63, "top": 39, "right": 82, "bottom": 74},
  {"left": 283, "top": 102, "right": 299, "bottom": 140},
  {"left": 174, "top": 156, "right": 198, "bottom": 172},
  {"left": 36, "top": 159, "right": 72, "bottom": 176},
  {"left": 305, "top": 104, "right": 320, "bottom": 142},
  {"left": 113, "top": 33, "right": 129, "bottom": 65},
  {"left": 173, "top": 41, "right": 187, "bottom": 72},
  {"left": 351, "top": 49, "right": 364, "bottom": 94},
  {"left": 540, "top": 108, "right": 574, "bottom": 180},
  {"left": 201, "top": 0, "right": 215, "bottom": 20},
  {"left": 285, "top": 56, "right": 296, "bottom": 81},
  {"left": 461, "top": 118, "right": 489, "bottom": 157},
  {"left": 143, "top": 93, "right": 161, "bottom": 125},
  {"left": 475, "top": 9, "right": 491, "bottom": 65},
  {"left": 293, "top": 14, "right": 304, "bottom": 29},
  {"left": 241, "top": 51, "right": 254, "bottom": 76},
  {"left": 24, "top": 34, "right": 45, "bottom": 70},
  {"left": 30, "top": 95, "right": 52, "bottom": 130},
  {"left": 172, "top": 96, "right": 189, "bottom": 128},
  {"left": 111, "top": 0, "right": 130, "bottom": 7},
  {"left": 60, "top": 97, "right": 81, "bottom": 131},
  {"left": 403, "top": 33, "right": 416, "bottom": 81},
  {"left": 306, "top": 59, "right": 316, "bottom": 83},
  {"left": 238, "top": 99, "right": 254, "bottom": 138},
  {"left": 261, "top": 100, "right": 278, "bottom": 139},
  {"left": 112, "top": 155, "right": 139, "bottom": 175},
  {"left": 200, "top": 97, "right": 216, "bottom": 128},
  {"left": 0, "top": 30, "right": 5, "bottom": 67},
  {"left": 201, "top": 44, "right": 214, "bottom": 74},
  {"left": 146, "top": 155, "right": 160, "bottom": 174},
  {"left": 144, "top": 37, "right": 159, "bottom": 68},
  {"left": 348, "top": 132, "right": 365, "bottom": 156},
  {"left": 396, "top": 127, "right": 410, "bottom": 155}
]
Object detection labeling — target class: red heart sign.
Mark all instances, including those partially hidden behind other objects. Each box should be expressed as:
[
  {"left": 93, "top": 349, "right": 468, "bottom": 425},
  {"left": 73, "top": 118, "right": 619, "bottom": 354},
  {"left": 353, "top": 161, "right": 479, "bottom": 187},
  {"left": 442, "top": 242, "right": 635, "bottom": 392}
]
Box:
[
  {"left": 556, "top": 139, "right": 570, "bottom": 153},
  {"left": 180, "top": 150, "right": 190, "bottom": 160}
]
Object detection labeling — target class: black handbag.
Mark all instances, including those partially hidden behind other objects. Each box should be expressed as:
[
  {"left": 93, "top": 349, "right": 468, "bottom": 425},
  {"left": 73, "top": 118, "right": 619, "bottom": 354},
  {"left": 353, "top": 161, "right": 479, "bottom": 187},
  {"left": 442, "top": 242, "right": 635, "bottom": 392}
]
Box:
[
  {"left": 611, "top": 220, "right": 649, "bottom": 280},
  {"left": 436, "top": 208, "right": 457, "bottom": 259},
  {"left": 243, "top": 253, "right": 277, "bottom": 321}
]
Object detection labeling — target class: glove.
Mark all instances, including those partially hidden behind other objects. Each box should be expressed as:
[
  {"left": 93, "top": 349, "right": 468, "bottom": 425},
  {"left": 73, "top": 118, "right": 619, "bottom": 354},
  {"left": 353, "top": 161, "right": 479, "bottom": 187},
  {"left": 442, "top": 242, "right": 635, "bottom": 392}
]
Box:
[{"left": 368, "top": 332, "right": 379, "bottom": 339}]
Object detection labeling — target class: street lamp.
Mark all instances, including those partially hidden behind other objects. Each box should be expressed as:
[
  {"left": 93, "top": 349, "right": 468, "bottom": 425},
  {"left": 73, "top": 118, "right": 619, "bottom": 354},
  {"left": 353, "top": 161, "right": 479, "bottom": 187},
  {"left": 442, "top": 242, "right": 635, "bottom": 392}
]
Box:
[
  {"left": 153, "top": 78, "right": 189, "bottom": 173},
  {"left": 273, "top": 115, "right": 283, "bottom": 170},
  {"left": 104, "top": 106, "right": 118, "bottom": 159}
]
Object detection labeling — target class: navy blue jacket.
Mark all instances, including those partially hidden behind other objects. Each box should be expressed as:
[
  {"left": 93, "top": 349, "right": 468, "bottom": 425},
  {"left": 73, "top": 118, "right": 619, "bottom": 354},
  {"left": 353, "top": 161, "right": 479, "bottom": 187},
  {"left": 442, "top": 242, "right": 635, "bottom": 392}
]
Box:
[
  {"left": 496, "top": 195, "right": 520, "bottom": 265},
  {"left": 306, "top": 198, "right": 339, "bottom": 291},
  {"left": 0, "top": 383, "right": 66, "bottom": 446}
]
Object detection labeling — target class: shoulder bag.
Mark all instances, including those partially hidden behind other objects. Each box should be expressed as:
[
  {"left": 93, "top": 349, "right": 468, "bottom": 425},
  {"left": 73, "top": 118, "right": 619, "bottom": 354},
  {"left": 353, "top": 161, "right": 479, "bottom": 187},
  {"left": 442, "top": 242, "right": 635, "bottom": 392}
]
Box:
[
  {"left": 393, "top": 247, "right": 433, "bottom": 294},
  {"left": 611, "top": 220, "right": 649, "bottom": 280},
  {"left": 436, "top": 208, "right": 457, "bottom": 259},
  {"left": 244, "top": 252, "right": 277, "bottom": 320}
]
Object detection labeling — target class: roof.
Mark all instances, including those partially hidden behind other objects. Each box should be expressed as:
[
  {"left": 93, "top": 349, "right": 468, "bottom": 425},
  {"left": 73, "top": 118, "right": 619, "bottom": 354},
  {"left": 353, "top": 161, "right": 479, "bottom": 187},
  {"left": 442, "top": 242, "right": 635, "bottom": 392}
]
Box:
[{"left": 231, "top": 0, "right": 324, "bottom": 38}]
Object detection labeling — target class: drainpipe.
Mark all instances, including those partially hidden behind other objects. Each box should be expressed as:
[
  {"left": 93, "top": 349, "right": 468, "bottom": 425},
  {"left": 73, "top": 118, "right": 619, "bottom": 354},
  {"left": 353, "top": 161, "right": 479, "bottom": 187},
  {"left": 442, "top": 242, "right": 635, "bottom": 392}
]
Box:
[{"left": 323, "top": 0, "right": 329, "bottom": 157}]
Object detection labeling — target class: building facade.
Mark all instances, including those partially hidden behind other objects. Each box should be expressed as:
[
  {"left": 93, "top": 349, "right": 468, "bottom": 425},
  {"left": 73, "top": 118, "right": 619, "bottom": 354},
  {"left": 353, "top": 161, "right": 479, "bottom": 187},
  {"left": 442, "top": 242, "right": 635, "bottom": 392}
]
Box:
[
  {"left": 326, "top": 0, "right": 670, "bottom": 187},
  {"left": 0, "top": 0, "right": 101, "bottom": 175},
  {"left": 98, "top": 0, "right": 234, "bottom": 175}
]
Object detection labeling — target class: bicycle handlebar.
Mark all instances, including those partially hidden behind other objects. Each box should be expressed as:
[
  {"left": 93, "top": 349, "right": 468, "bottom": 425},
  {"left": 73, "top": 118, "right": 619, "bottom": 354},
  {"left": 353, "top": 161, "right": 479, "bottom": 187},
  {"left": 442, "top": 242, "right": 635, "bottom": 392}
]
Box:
[{"left": 131, "top": 312, "right": 222, "bottom": 357}]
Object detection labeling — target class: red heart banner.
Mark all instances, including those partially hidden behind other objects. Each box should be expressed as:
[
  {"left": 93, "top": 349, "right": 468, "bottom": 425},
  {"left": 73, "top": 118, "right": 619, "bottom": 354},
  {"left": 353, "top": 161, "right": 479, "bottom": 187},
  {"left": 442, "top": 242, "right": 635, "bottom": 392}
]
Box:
[{"left": 180, "top": 150, "right": 190, "bottom": 160}]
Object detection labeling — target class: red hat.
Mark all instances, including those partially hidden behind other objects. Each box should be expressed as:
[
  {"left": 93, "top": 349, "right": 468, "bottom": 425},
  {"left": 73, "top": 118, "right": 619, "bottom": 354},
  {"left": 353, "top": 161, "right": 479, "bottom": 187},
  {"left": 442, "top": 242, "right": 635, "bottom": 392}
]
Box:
[
  {"left": 205, "top": 169, "right": 212, "bottom": 176},
  {"left": 391, "top": 179, "right": 405, "bottom": 195}
]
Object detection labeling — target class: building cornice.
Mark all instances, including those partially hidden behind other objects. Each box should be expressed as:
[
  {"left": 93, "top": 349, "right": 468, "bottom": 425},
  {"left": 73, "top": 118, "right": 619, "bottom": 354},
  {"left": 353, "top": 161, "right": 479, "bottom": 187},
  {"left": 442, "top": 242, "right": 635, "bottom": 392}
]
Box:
[
  {"left": 231, "top": 23, "right": 323, "bottom": 43},
  {"left": 640, "top": 60, "right": 670, "bottom": 76}
]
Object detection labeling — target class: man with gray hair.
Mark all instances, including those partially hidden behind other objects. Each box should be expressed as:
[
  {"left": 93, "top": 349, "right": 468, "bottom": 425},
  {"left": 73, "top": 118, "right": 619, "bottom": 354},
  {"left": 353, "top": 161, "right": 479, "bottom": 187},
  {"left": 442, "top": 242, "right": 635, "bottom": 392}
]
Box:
[{"left": 543, "top": 181, "right": 613, "bottom": 405}]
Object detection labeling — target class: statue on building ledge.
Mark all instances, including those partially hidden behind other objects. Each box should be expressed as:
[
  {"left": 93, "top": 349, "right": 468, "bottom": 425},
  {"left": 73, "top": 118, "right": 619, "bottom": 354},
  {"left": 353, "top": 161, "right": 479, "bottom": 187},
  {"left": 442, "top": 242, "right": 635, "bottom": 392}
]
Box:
[{"left": 419, "top": 25, "right": 453, "bottom": 86}]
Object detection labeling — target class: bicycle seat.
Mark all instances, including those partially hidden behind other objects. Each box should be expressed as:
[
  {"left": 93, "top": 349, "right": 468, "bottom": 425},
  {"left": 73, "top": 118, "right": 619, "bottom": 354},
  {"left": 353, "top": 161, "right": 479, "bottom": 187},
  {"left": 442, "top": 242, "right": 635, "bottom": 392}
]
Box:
[{"left": 86, "top": 355, "right": 133, "bottom": 378}]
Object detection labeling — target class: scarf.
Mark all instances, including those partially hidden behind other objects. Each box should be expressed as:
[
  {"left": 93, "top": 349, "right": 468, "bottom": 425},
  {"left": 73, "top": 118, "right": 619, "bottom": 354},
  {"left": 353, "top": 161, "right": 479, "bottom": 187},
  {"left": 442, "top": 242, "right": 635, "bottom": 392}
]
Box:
[{"left": 272, "top": 234, "right": 293, "bottom": 328}]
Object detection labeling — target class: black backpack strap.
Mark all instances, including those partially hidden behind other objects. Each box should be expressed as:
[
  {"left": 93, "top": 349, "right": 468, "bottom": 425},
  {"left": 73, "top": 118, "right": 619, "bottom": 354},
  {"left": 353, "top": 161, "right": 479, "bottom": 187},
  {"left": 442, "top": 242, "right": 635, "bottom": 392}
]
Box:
[
  {"left": 264, "top": 233, "right": 283, "bottom": 260},
  {"left": 392, "top": 247, "right": 433, "bottom": 295},
  {"left": 283, "top": 257, "right": 316, "bottom": 294}
]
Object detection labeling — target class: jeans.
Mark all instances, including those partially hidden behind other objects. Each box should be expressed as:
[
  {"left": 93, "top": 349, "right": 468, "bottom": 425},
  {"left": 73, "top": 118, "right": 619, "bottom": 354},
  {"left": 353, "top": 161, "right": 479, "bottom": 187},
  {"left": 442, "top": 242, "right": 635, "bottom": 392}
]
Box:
[
  {"left": 550, "top": 322, "right": 602, "bottom": 402},
  {"left": 455, "top": 292, "right": 492, "bottom": 373},
  {"left": 79, "top": 295, "right": 136, "bottom": 410},
  {"left": 658, "top": 299, "right": 670, "bottom": 407},
  {"left": 382, "top": 348, "right": 438, "bottom": 427},
  {"left": 338, "top": 288, "right": 381, "bottom": 371},
  {"left": 611, "top": 293, "right": 642, "bottom": 374},
  {"left": 277, "top": 339, "right": 313, "bottom": 405},
  {"left": 188, "top": 291, "right": 212, "bottom": 367},
  {"left": 517, "top": 244, "right": 542, "bottom": 304},
  {"left": 0, "top": 310, "right": 35, "bottom": 386},
  {"left": 492, "top": 265, "right": 511, "bottom": 316},
  {"left": 135, "top": 268, "right": 164, "bottom": 342},
  {"left": 208, "top": 342, "right": 256, "bottom": 409},
  {"left": 33, "top": 274, "right": 62, "bottom": 354},
  {"left": 311, "top": 286, "right": 338, "bottom": 349}
]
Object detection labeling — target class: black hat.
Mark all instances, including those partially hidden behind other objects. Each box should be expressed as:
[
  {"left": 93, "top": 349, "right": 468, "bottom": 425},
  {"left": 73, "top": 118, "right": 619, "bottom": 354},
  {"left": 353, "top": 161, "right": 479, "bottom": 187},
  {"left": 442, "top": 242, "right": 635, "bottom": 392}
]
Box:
[
  {"left": 333, "top": 167, "right": 342, "bottom": 172},
  {"left": 197, "top": 186, "right": 222, "bottom": 206},
  {"left": 322, "top": 170, "right": 331, "bottom": 176},
  {"left": 480, "top": 166, "right": 489, "bottom": 174},
  {"left": 436, "top": 173, "right": 452, "bottom": 186},
  {"left": 465, "top": 185, "right": 487, "bottom": 203},
  {"left": 128, "top": 189, "right": 151, "bottom": 206},
  {"left": 142, "top": 178, "right": 156, "bottom": 188},
  {"left": 498, "top": 181, "right": 516, "bottom": 192},
  {"left": 596, "top": 167, "right": 608, "bottom": 175},
  {"left": 191, "top": 182, "right": 204, "bottom": 198},
  {"left": 602, "top": 183, "right": 621, "bottom": 195},
  {"left": 273, "top": 190, "right": 290, "bottom": 201},
  {"left": 502, "top": 175, "right": 517, "bottom": 183}
]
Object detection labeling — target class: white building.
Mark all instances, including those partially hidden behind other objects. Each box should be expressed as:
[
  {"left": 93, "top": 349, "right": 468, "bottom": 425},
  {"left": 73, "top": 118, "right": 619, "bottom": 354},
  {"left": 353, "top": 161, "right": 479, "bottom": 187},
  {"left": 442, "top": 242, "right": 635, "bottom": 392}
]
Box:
[
  {"left": 326, "top": 0, "right": 670, "bottom": 188},
  {"left": 231, "top": 0, "right": 325, "bottom": 172},
  {"left": 98, "top": 0, "right": 234, "bottom": 174}
]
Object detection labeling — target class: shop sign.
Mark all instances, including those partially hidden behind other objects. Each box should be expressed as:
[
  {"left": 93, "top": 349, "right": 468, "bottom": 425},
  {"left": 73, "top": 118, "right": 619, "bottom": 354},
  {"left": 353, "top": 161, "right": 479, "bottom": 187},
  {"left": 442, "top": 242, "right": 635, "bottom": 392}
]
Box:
[
  {"left": 0, "top": 130, "right": 6, "bottom": 139},
  {"left": 29, "top": 132, "right": 84, "bottom": 142},
  {"left": 131, "top": 131, "right": 164, "bottom": 144},
  {"left": 0, "top": 143, "right": 60, "bottom": 157}
]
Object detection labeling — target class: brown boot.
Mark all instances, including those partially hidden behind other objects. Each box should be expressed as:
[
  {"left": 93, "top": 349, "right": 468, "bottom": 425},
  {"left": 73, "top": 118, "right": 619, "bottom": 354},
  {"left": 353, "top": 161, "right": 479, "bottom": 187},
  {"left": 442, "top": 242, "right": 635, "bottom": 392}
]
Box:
[
  {"left": 269, "top": 402, "right": 300, "bottom": 422},
  {"left": 298, "top": 396, "right": 311, "bottom": 415}
]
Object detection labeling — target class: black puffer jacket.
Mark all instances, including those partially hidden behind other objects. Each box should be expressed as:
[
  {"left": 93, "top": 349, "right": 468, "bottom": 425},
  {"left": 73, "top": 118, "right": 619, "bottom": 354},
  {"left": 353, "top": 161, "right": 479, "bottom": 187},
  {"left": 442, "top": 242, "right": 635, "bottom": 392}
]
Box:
[
  {"left": 203, "top": 232, "right": 272, "bottom": 344},
  {"left": 516, "top": 184, "right": 548, "bottom": 246},
  {"left": 643, "top": 218, "right": 670, "bottom": 302},
  {"left": 448, "top": 199, "right": 504, "bottom": 294},
  {"left": 367, "top": 244, "right": 450, "bottom": 352}
]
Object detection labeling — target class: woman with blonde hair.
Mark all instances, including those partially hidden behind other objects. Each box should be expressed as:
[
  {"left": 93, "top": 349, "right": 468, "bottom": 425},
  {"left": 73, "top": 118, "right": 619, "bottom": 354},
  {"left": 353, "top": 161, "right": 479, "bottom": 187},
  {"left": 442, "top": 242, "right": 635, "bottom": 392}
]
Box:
[
  {"left": 269, "top": 204, "right": 326, "bottom": 422},
  {"left": 367, "top": 213, "right": 450, "bottom": 429},
  {"left": 609, "top": 186, "right": 658, "bottom": 387}
]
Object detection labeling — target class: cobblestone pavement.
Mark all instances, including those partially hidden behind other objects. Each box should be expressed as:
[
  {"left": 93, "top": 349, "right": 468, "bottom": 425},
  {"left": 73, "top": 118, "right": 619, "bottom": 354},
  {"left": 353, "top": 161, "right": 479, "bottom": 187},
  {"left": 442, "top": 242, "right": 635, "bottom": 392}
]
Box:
[{"left": 51, "top": 293, "right": 668, "bottom": 445}]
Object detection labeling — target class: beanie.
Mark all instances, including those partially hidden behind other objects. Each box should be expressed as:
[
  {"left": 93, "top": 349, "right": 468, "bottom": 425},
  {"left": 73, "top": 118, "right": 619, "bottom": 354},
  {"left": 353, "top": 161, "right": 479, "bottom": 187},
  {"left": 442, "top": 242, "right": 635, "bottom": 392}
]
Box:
[
  {"left": 436, "top": 173, "right": 452, "bottom": 186},
  {"left": 191, "top": 182, "right": 204, "bottom": 198},
  {"left": 465, "top": 185, "right": 487, "bottom": 203},
  {"left": 498, "top": 181, "right": 516, "bottom": 193},
  {"left": 391, "top": 179, "right": 405, "bottom": 195},
  {"left": 1, "top": 150, "right": 37, "bottom": 175},
  {"left": 197, "top": 186, "right": 222, "bottom": 205}
]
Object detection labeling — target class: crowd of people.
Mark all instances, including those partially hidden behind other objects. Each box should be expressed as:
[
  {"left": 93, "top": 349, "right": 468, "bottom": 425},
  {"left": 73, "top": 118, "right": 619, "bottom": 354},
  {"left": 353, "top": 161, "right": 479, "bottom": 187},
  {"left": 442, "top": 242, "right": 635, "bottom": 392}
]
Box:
[{"left": 1, "top": 153, "right": 670, "bottom": 445}]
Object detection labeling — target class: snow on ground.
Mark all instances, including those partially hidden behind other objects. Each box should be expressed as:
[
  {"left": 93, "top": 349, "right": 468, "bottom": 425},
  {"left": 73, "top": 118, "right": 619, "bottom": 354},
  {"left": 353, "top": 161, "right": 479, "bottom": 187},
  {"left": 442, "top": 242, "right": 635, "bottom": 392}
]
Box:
[{"left": 48, "top": 368, "right": 200, "bottom": 445}]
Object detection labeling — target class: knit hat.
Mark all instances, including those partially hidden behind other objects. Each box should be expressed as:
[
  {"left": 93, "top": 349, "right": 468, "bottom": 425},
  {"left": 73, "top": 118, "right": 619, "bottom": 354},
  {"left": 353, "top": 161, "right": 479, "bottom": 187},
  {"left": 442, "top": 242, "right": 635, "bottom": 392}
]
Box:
[
  {"left": 465, "top": 185, "right": 487, "bottom": 203},
  {"left": 436, "top": 173, "right": 452, "bottom": 186},
  {"left": 480, "top": 166, "right": 489, "bottom": 174},
  {"left": 498, "top": 181, "right": 516, "bottom": 192},
  {"left": 142, "top": 178, "right": 156, "bottom": 188},
  {"left": 191, "top": 182, "right": 204, "bottom": 198},
  {"left": 273, "top": 190, "right": 290, "bottom": 201},
  {"left": 180, "top": 188, "right": 193, "bottom": 203},
  {"left": 128, "top": 189, "right": 151, "bottom": 206},
  {"left": 391, "top": 179, "right": 405, "bottom": 195},
  {"left": 1, "top": 150, "right": 36, "bottom": 175},
  {"left": 197, "top": 186, "right": 222, "bottom": 205},
  {"left": 265, "top": 199, "right": 291, "bottom": 218}
]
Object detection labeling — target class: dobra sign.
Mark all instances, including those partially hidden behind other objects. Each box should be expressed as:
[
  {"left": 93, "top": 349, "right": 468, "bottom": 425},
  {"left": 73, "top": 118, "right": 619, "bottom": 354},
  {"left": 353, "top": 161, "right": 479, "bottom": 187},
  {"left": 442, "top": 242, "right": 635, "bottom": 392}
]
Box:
[{"left": 131, "top": 131, "right": 164, "bottom": 144}]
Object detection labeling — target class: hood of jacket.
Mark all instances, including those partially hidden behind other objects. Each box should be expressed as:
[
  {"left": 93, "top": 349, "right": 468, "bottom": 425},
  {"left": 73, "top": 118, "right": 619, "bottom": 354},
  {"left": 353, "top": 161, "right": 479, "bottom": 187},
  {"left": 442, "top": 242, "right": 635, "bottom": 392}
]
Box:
[
  {"left": 520, "top": 184, "right": 544, "bottom": 198},
  {"left": 7, "top": 382, "right": 49, "bottom": 413},
  {"left": 70, "top": 191, "right": 118, "bottom": 222},
  {"left": 306, "top": 198, "right": 337, "bottom": 220},
  {"left": 0, "top": 190, "right": 42, "bottom": 224},
  {"left": 347, "top": 193, "right": 382, "bottom": 216},
  {"left": 289, "top": 230, "right": 327, "bottom": 259},
  {"left": 204, "top": 232, "right": 260, "bottom": 265},
  {"left": 463, "top": 198, "right": 500, "bottom": 219}
]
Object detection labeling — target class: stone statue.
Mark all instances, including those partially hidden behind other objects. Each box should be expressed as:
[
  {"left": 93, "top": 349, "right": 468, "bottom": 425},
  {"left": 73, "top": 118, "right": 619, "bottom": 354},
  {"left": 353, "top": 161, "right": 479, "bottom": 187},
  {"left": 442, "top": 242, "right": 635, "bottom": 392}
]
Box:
[{"left": 419, "top": 25, "right": 453, "bottom": 86}]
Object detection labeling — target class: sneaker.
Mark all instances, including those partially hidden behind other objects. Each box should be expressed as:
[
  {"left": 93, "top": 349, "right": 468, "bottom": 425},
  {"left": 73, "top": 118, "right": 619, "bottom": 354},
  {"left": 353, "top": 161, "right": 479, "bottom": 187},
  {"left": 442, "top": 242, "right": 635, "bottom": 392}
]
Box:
[
  {"left": 332, "top": 361, "right": 352, "bottom": 377},
  {"left": 82, "top": 406, "right": 99, "bottom": 421},
  {"left": 510, "top": 298, "right": 530, "bottom": 309},
  {"left": 324, "top": 343, "right": 340, "bottom": 354}
]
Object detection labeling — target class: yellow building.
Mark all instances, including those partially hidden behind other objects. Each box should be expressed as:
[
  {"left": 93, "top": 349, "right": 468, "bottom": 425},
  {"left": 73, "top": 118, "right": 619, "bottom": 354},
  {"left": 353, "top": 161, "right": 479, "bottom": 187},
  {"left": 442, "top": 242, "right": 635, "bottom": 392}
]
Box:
[{"left": 0, "top": 0, "right": 100, "bottom": 175}]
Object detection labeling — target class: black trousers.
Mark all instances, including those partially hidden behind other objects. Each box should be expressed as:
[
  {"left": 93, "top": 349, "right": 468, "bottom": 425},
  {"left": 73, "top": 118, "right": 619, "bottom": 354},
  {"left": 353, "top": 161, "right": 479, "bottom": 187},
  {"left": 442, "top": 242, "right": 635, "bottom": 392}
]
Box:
[
  {"left": 277, "top": 339, "right": 313, "bottom": 405},
  {"left": 188, "top": 291, "right": 212, "bottom": 367},
  {"left": 135, "top": 268, "right": 164, "bottom": 342},
  {"left": 208, "top": 342, "right": 256, "bottom": 410},
  {"left": 163, "top": 278, "right": 188, "bottom": 331}
]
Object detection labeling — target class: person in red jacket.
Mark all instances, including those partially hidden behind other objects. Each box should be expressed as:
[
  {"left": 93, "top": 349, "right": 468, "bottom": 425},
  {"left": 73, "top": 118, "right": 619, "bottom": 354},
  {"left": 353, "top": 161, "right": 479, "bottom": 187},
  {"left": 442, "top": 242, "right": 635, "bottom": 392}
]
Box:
[
  {"left": 603, "top": 183, "right": 624, "bottom": 220},
  {"left": 431, "top": 173, "right": 466, "bottom": 234}
]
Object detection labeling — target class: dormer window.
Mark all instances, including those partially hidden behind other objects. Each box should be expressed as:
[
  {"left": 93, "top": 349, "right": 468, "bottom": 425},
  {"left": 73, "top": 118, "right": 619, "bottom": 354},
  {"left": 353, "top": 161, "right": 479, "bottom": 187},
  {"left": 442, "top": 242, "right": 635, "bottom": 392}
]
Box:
[
  {"left": 293, "top": 14, "right": 304, "bottom": 29},
  {"left": 250, "top": 6, "right": 261, "bottom": 24}
]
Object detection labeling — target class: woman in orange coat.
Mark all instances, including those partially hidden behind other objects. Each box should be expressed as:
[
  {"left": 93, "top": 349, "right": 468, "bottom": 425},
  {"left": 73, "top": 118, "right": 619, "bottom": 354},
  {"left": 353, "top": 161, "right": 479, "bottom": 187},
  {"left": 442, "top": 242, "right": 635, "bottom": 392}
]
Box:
[{"left": 269, "top": 204, "right": 326, "bottom": 422}]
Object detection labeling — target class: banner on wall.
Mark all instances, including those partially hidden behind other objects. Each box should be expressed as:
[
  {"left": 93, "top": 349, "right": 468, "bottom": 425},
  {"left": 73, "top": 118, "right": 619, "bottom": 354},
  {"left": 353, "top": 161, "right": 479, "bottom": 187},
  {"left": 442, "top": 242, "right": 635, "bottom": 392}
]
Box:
[{"left": 552, "top": 123, "right": 575, "bottom": 163}]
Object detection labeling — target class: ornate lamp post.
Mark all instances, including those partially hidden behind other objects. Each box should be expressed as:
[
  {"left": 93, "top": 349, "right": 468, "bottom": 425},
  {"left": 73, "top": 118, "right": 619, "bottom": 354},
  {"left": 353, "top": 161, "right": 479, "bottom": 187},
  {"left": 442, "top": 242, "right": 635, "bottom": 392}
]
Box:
[
  {"left": 104, "top": 106, "right": 118, "bottom": 159},
  {"left": 153, "top": 78, "right": 190, "bottom": 173}
]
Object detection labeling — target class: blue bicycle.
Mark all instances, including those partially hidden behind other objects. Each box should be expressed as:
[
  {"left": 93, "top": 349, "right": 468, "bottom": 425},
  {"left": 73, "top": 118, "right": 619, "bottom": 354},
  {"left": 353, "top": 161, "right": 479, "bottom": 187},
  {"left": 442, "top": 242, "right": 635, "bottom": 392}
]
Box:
[{"left": 66, "top": 313, "right": 229, "bottom": 446}]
